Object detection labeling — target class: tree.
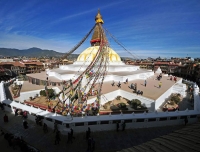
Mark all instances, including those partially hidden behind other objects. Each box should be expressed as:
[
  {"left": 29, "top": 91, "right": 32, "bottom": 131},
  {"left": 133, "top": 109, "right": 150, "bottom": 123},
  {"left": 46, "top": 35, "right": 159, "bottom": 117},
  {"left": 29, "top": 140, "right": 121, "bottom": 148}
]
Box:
[
  {"left": 117, "top": 103, "right": 126, "bottom": 109},
  {"left": 171, "top": 95, "right": 180, "bottom": 104},
  {"left": 128, "top": 99, "right": 141, "bottom": 109},
  {"left": 40, "top": 88, "right": 55, "bottom": 98}
]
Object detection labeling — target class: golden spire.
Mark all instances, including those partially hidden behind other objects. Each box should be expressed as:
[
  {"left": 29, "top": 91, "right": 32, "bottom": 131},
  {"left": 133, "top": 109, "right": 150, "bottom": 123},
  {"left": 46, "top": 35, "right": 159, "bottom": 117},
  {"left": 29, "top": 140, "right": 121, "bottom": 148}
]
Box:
[
  {"left": 90, "top": 9, "right": 107, "bottom": 46},
  {"left": 95, "top": 9, "right": 104, "bottom": 24}
]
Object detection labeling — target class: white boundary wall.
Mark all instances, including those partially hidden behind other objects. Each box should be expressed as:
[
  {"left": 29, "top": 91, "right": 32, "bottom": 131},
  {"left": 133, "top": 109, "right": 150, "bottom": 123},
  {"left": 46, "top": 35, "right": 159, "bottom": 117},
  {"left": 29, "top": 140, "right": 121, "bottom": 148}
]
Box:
[{"left": 1, "top": 79, "right": 200, "bottom": 134}]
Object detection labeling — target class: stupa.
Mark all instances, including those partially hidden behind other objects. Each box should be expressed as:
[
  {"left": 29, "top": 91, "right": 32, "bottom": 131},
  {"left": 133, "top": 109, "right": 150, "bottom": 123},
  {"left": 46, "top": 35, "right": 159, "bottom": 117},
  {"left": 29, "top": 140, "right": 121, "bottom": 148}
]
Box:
[{"left": 47, "top": 10, "right": 153, "bottom": 82}]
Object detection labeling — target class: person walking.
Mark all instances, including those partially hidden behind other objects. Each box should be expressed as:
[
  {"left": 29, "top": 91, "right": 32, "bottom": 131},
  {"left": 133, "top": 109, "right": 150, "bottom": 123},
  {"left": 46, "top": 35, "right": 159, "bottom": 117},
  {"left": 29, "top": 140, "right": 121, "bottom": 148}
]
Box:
[
  {"left": 91, "top": 138, "right": 95, "bottom": 151},
  {"left": 117, "top": 81, "right": 121, "bottom": 88},
  {"left": 116, "top": 122, "right": 119, "bottom": 132},
  {"left": 174, "top": 77, "right": 177, "bottom": 83},
  {"left": 86, "top": 127, "right": 91, "bottom": 140},
  {"left": 184, "top": 117, "right": 188, "bottom": 126},
  {"left": 87, "top": 137, "right": 92, "bottom": 151},
  {"left": 159, "top": 82, "right": 162, "bottom": 88},
  {"left": 23, "top": 111, "right": 27, "bottom": 119},
  {"left": 23, "top": 120, "right": 28, "bottom": 129},
  {"left": 55, "top": 131, "right": 60, "bottom": 145},
  {"left": 0, "top": 102, "right": 4, "bottom": 110},
  {"left": 134, "top": 83, "right": 137, "bottom": 92},
  {"left": 122, "top": 122, "right": 126, "bottom": 131},
  {"left": 4, "top": 114, "right": 8, "bottom": 123},
  {"left": 53, "top": 122, "right": 58, "bottom": 133},
  {"left": 43, "top": 123, "right": 48, "bottom": 133},
  {"left": 125, "top": 78, "right": 128, "bottom": 84},
  {"left": 35, "top": 115, "right": 39, "bottom": 125},
  {"left": 129, "top": 83, "right": 134, "bottom": 89},
  {"left": 88, "top": 127, "right": 91, "bottom": 138},
  {"left": 111, "top": 81, "right": 115, "bottom": 86},
  {"left": 70, "top": 128, "right": 75, "bottom": 139},
  {"left": 67, "top": 132, "right": 73, "bottom": 143},
  {"left": 144, "top": 80, "right": 147, "bottom": 87}
]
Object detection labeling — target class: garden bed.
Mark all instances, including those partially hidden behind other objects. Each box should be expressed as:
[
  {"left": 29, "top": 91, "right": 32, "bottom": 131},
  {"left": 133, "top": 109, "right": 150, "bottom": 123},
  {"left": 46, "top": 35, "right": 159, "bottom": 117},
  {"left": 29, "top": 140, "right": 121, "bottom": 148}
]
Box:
[{"left": 101, "top": 96, "right": 148, "bottom": 114}]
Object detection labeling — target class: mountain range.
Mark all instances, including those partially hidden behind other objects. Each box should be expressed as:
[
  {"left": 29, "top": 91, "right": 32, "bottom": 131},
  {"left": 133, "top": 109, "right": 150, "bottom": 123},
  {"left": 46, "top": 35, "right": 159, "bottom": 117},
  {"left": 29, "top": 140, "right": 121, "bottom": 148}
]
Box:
[
  {"left": 0, "top": 47, "right": 66, "bottom": 57},
  {"left": 0, "top": 47, "right": 132, "bottom": 60}
]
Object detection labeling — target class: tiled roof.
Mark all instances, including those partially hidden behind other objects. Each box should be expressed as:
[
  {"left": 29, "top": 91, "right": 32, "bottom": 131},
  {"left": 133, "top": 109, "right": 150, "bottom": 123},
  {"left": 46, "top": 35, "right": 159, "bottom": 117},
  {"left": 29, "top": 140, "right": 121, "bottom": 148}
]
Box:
[
  {"left": 0, "top": 61, "right": 26, "bottom": 67},
  {"left": 13, "top": 61, "right": 26, "bottom": 67},
  {"left": 23, "top": 62, "right": 43, "bottom": 66},
  {"left": 154, "top": 62, "right": 170, "bottom": 64}
]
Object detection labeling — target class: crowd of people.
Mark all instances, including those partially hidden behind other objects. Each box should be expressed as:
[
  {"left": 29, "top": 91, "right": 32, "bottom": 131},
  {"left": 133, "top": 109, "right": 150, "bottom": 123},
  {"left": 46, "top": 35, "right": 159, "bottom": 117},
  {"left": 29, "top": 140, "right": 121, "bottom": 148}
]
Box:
[
  {"left": 0, "top": 129, "right": 40, "bottom": 151},
  {"left": 111, "top": 78, "right": 145, "bottom": 96},
  {"left": 14, "top": 108, "right": 28, "bottom": 119},
  {"left": 157, "top": 73, "right": 162, "bottom": 81},
  {"left": 2, "top": 111, "right": 95, "bottom": 151},
  {"left": 170, "top": 75, "right": 177, "bottom": 83}
]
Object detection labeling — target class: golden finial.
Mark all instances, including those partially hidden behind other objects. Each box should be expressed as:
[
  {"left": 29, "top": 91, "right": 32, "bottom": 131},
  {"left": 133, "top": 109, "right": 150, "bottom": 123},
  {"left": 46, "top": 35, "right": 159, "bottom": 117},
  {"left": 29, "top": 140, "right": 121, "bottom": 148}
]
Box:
[{"left": 95, "top": 9, "right": 104, "bottom": 24}]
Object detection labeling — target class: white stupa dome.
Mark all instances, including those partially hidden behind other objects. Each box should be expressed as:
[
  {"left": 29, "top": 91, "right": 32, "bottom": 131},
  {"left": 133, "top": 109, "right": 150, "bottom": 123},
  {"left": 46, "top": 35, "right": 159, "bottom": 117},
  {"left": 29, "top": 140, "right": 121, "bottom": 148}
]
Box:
[{"left": 77, "top": 46, "right": 121, "bottom": 62}]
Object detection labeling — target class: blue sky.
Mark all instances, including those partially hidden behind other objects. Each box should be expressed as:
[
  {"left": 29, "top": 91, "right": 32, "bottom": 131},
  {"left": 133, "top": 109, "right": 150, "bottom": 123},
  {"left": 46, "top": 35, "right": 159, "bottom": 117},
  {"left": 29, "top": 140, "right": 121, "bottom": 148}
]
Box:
[{"left": 0, "top": 0, "right": 200, "bottom": 58}]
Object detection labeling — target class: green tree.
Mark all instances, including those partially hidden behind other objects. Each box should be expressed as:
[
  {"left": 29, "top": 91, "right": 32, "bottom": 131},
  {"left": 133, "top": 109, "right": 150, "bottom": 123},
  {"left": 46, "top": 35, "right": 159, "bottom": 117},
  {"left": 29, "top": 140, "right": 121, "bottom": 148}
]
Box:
[
  {"left": 129, "top": 99, "right": 141, "bottom": 109},
  {"left": 171, "top": 96, "right": 180, "bottom": 104},
  {"left": 39, "top": 88, "right": 55, "bottom": 98}
]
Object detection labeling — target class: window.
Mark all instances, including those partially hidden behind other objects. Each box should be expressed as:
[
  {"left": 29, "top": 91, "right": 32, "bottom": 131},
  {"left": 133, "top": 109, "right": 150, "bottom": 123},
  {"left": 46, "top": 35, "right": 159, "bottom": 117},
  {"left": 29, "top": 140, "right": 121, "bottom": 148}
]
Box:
[
  {"left": 88, "top": 121, "right": 97, "bottom": 125},
  {"left": 75, "top": 122, "right": 84, "bottom": 126},
  {"left": 113, "top": 120, "right": 121, "bottom": 124},
  {"left": 136, "top": 119, "right": 144, "bottom": 122},
  {"left": 190, "top": 115, "right": 197, "bottom": 118},
  {"left": 100, "top": 121, "right": 109, "bottom": 124},
  {"left": 159, "top": 117, "right": 167, "bottom": 121},
  {"left": 124, "top": 119, "right": 132, "bottom": 123},
  {"left": 148, "top": 118, "right": 156, "bottom": 122},
  {"left": 170, "top": 117, "right": 177, "bottom": 120}
]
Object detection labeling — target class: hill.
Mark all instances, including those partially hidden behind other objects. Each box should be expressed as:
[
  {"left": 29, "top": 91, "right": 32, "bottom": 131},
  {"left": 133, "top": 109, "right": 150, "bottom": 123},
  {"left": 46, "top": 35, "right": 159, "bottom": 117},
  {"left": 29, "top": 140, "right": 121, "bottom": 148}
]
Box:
[
  {"left": 0, "top": 47, "right": 66, "bottom": 57},
  {"left": 0, "top": 47, "right": 134, "bottom": 60}
]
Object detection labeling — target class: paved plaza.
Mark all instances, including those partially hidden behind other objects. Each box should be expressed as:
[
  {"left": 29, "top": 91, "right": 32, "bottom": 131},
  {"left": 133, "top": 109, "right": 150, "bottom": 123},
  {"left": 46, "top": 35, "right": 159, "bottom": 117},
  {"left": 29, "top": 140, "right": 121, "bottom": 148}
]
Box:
[
  {"left": 21, "top": 74, "right": 181, "bottom": 101},
  {"left": 1, "top": 110, "right": 185, "bottom": 152}
]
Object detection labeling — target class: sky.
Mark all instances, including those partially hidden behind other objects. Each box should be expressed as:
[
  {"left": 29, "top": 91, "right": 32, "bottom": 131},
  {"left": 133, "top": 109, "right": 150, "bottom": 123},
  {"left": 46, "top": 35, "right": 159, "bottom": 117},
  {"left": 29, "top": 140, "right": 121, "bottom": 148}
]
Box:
[{"left": 0, "top": 0, "right": 200, "bottom": 59}]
